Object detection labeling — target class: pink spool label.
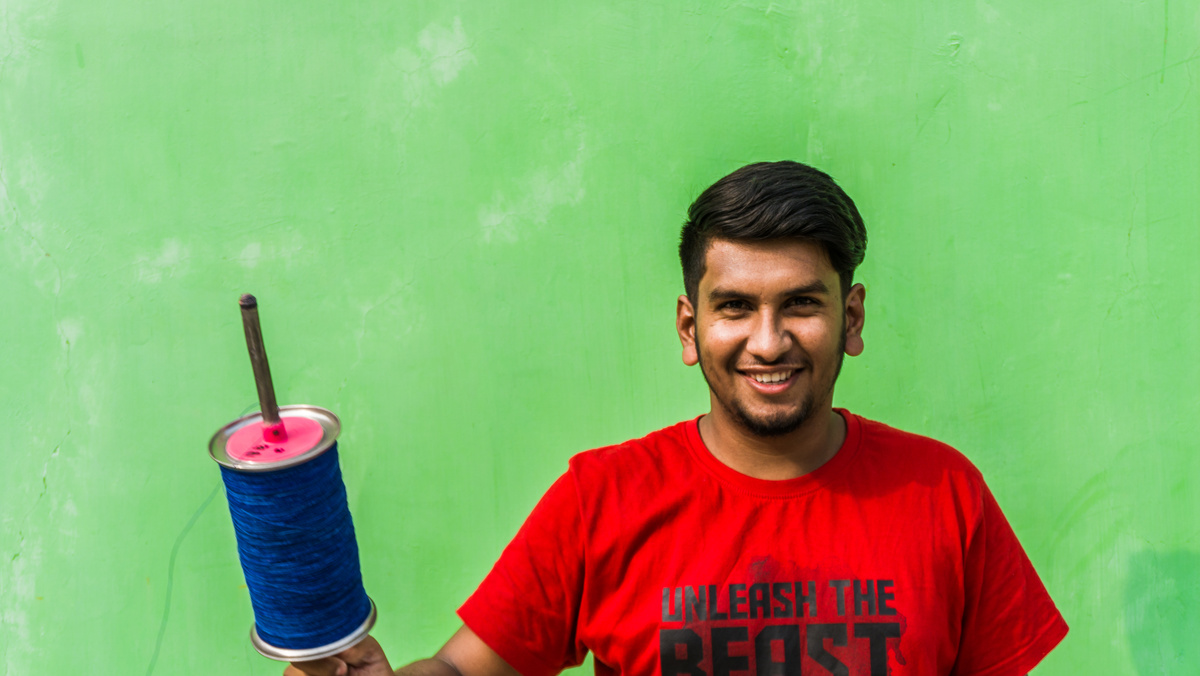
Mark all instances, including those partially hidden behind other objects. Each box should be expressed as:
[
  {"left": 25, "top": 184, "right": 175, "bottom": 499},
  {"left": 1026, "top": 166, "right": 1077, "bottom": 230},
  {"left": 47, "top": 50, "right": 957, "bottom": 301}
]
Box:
[{"left": 226, "top": 416, "right": 325, "bottom": 463}]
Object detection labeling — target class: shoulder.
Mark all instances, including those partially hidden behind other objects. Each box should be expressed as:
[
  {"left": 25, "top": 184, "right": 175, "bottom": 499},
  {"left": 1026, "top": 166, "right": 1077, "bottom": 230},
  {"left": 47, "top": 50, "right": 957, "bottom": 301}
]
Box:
[
  {"left": 845, "top": 412, "right": 992, "bottom": 517},
  {"left": 852, "top": 412, "right": 985, "bottom": 480},
  {"left": 846, "top": 413, "right": 1003, "bottom": 546},
  {"left": 565, "top": 419, "right": 696, "bottom": 493}
]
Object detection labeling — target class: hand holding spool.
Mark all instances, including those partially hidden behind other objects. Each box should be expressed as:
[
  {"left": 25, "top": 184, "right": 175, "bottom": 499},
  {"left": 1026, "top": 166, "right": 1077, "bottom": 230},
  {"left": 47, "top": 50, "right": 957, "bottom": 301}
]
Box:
[{"left": 209, "top": 294, "right": 377, "bottom": 662}]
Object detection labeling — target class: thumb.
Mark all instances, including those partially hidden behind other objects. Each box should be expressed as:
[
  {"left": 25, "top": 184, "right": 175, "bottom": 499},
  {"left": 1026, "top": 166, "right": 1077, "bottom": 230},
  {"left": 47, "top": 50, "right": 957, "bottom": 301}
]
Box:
[
  {"left": 338, "top": 635, "right": 388, "bottom": 666},
  {"left": 283, "top": 656, "right": 348, "bottom": 676}
]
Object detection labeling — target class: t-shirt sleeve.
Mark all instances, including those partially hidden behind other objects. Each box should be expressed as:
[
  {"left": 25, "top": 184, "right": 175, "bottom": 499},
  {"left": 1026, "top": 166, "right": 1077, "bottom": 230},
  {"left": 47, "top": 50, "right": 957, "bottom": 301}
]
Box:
[
  {"left": 458, "top": 472, "right": 588, "bottom": 676},
  {"left": 951, "top": 482, "right": 1069, "bottom": 676}
]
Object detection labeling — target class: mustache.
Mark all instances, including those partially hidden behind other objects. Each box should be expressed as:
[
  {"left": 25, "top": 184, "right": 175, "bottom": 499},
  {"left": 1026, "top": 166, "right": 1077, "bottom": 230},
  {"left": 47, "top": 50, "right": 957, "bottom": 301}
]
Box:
[{"left": 735, "top": 360, "right": 809, "bottom": 370}]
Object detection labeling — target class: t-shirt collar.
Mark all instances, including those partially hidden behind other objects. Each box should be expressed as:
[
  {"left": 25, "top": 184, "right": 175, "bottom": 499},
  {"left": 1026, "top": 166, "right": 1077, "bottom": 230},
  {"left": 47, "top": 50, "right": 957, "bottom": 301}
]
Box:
[{"left": 683, "top": 408, "right": 862, "bottom": 498}]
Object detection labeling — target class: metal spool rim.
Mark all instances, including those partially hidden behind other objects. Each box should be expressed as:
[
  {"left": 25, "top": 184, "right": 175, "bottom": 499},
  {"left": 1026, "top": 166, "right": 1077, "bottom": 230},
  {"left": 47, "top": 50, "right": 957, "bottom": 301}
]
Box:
[
  {"left": 208, "top": 405, "right": 341, "bottom": 472},
  {"left": 249, "top": 598, "right": 377, "bottom": 662}
]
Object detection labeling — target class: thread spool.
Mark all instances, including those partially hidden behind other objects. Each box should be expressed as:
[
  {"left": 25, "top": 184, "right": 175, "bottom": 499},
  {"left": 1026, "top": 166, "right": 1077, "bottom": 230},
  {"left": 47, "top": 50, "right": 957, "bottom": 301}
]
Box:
[{"left": 209, "top": 294, "right": 375, "bottom": 661}]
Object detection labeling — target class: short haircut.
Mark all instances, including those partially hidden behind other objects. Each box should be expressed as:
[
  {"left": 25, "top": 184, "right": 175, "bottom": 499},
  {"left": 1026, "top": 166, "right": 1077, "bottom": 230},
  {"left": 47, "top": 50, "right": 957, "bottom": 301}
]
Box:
[{"left": 679, "top": 161, "right": 867, "bottom": 301}]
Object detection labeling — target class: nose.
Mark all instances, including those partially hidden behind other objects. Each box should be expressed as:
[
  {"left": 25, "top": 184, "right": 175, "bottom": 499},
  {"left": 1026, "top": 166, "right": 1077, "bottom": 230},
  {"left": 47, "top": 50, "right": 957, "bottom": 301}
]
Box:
[{"left": 745, "top": 309, "right": 793, "bottom": 363}]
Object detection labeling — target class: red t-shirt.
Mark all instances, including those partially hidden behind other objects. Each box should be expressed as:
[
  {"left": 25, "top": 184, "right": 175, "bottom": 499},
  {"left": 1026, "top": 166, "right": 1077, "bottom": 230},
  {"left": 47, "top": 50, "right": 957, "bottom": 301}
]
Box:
[{"left": 459, "top": 411, "right": 1067, "bottom": 676}]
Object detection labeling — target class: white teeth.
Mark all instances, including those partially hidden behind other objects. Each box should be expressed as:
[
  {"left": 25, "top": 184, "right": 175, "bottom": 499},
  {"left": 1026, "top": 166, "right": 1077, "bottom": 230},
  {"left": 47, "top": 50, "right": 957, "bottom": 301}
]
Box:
[{"left": 752, "top": 371, "right": 793, "bottom": 384}]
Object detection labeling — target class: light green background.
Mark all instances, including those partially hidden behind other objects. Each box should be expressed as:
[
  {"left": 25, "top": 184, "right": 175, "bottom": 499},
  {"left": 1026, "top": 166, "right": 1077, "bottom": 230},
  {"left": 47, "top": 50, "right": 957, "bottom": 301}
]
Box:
[{"left": 3, "top": 0, "right": 1198, "bottom": 674}]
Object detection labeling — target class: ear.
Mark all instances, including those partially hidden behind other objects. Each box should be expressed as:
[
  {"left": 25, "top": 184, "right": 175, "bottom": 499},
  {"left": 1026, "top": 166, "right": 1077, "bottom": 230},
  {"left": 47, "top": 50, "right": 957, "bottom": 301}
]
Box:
[
  {"left": 676, "top": 294, "right": 699, "bottom": 366},
  {"left": 843, "top": 283, "right": 866, "bottom": 357}
]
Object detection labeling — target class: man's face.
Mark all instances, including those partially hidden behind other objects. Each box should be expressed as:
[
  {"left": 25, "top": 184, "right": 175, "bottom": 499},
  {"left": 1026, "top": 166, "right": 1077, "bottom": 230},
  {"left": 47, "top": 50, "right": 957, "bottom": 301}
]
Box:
[{"left": 676, "top": 238, "right": 865, "bottom": 436}]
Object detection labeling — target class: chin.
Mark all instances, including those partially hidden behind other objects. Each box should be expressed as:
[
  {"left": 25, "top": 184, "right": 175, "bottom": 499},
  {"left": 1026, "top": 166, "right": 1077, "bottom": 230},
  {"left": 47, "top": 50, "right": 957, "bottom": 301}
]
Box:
[{"left": 732, "top": 404, "right": 811, "bottom": 437}]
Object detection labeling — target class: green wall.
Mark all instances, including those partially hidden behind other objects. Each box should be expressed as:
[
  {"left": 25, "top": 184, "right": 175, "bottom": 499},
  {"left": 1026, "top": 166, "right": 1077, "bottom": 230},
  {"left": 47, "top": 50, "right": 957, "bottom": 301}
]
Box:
[{"left": 3, "top": 0, "right": 1198, "bottom": 673}]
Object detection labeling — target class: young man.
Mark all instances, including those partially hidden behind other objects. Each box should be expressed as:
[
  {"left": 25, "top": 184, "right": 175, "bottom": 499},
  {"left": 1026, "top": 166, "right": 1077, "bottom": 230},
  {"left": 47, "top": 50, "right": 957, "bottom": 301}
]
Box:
[{"left": 288, "top": 162, "right": 1068, "bottom": 676}]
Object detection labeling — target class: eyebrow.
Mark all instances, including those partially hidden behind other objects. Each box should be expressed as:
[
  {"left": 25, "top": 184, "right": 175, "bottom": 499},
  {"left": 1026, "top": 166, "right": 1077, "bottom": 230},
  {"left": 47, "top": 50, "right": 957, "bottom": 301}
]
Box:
[{"left": 707, "top": 280, "right": 830, "bottom": 302}]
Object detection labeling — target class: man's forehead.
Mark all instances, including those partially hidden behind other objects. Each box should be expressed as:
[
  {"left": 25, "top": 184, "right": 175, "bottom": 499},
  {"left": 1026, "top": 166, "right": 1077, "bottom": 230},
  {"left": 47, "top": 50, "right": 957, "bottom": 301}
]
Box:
[{"left": 699, "top": 238, "right": 838, "bottom": 295}]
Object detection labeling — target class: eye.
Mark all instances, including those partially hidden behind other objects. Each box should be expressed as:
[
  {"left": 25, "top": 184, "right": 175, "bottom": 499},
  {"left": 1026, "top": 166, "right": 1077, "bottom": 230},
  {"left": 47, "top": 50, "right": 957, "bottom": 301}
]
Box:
[
  {"left": 718, "top": 299, "right": 750, "bottom": 311},
  {"left": 787, "top": 296, "right": 820, "bottom": 309}
]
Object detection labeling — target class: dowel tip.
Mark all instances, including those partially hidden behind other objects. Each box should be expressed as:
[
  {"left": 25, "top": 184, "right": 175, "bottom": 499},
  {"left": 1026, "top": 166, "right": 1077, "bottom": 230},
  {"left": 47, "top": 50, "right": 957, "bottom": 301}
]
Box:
[{"left": 239, "top": 294, "right": 258, "bottom": 309}]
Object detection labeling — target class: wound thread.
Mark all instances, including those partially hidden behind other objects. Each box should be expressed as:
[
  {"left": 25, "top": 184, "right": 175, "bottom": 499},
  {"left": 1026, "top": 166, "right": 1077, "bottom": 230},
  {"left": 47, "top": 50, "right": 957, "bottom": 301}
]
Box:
[{"left": 219, "top": 443, "right": 372, "bottom": 649}]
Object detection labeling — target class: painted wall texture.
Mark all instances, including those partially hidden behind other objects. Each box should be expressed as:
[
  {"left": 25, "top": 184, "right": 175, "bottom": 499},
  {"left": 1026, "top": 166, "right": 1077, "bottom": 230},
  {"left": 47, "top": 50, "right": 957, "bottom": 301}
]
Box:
[{"left": 2, "top": 0, "right": 1198, "bottom": 674}]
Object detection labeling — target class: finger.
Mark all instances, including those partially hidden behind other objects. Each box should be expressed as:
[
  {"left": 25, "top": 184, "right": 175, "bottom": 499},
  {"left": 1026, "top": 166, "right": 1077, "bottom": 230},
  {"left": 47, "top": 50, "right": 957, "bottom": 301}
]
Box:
[
  {"left": 338, "top": 635, "right": 386, "bottom": 666},
  {"left": 283, "top": 656, "right": 347, "bottom": 676}
]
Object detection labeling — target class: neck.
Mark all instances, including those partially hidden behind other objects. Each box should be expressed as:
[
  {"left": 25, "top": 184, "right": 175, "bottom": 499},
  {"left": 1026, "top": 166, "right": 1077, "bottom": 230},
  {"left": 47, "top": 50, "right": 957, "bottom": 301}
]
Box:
[{"left": 697, "top": 403, "right": 846, "bottom": 481}]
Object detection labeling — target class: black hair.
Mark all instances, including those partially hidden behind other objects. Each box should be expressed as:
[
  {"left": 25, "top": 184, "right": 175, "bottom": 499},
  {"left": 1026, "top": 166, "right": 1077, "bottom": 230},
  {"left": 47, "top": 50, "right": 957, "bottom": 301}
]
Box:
[{"left": 679, "top": 161, "right": 867, "bottom": 300}]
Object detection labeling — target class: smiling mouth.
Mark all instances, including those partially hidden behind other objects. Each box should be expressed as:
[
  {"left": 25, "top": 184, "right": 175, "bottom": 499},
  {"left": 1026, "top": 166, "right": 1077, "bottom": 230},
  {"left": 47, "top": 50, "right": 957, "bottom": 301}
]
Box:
[{"left": 746, "top": 370, "right": 796, "bottom": 384}]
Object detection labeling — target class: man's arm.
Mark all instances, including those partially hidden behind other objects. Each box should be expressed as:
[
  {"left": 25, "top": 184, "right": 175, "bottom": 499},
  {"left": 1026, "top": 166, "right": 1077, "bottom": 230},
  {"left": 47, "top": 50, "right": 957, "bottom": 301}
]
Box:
[
  {"left": 283, "top": 626, "right": 521, "bottom": 676},
  {"left": 422, "top": 626, "right": 522, "bottom": 676}
]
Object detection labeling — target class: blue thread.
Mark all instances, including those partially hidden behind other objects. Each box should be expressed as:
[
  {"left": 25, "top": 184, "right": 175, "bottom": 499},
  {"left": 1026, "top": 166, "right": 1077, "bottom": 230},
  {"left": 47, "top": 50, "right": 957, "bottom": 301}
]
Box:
[{"left": 220, "top": 444, "right": 372, "bottom": 649}]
